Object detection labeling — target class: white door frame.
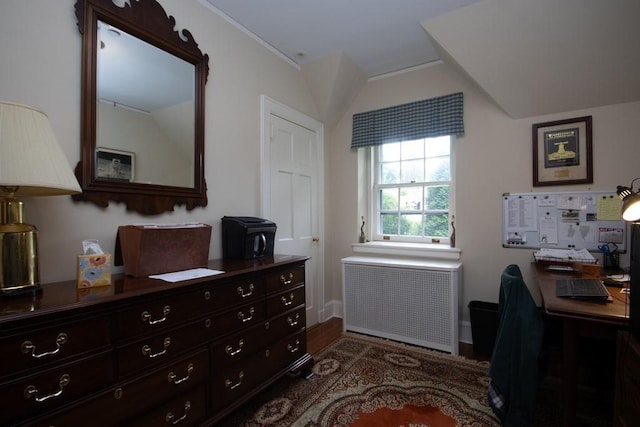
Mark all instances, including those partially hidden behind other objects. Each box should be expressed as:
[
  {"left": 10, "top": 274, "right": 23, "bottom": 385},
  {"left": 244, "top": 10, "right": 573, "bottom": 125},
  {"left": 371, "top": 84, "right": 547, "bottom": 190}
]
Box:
[{"left": 260, "top": 95, "right": 326, "bottom": 323}]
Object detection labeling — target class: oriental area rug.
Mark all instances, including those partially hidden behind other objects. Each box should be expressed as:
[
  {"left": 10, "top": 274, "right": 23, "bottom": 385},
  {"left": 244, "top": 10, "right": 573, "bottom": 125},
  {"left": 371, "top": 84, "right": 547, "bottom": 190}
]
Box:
[{"left": 217, "top": 333, "right": 500, "bottom": 427}]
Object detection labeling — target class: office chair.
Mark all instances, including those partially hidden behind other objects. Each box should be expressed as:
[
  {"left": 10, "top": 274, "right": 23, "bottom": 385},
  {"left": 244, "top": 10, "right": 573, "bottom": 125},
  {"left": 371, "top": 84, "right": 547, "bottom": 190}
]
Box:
[{"left": 488, "top": 264, "right": 545, "bottom": 426}]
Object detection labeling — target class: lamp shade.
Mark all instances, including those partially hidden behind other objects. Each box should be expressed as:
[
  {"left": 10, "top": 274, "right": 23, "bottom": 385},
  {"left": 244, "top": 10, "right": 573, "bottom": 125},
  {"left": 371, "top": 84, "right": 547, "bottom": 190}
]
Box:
[
  {"left": 0, "top": 101, "right": 81, "bottom": 195},
  {"left": 622, "top": 193, "right": 640, "bottom": 222}
]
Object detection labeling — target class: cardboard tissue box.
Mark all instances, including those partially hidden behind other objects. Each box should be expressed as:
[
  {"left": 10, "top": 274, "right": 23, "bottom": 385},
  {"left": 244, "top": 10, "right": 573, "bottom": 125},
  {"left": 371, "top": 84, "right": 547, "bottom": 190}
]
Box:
[
  {"left": 115, "top": 223, "right": 212, "bottom": 277},
  {"left": 77, "top": 254, "right": 112, "bottom": 288}
]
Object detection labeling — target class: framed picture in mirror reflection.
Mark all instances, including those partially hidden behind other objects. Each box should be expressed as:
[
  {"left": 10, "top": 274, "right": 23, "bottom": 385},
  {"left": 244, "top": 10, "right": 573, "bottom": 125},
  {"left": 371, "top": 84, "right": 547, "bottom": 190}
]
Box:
[{"left": 96, "top": 147, "right": 135, "bottom": 182}]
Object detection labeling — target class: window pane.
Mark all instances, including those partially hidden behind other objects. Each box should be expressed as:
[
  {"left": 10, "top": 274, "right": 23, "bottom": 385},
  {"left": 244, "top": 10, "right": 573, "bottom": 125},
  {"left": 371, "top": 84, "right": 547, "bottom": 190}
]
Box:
[
  {"left": 400, "top": 187, "right": 422, "bottom": 211},
  {"left": 400, "top": 139, "right": 424, "bottom": 160},
  {"left": 380, "top": 161, "right": 400, "bottom": 184},
  {"left": 380, "top": 142, "right": 400, "bottom": 162},
  {"left": 400, "top": 214, "right": 423, "bottom": 236},
  {"left": 425, "top": 157, "right": 450, "bottom": 181},
  {"left": 373, "top": 135, "right": 452, "bottom": 241},
  {"left": 381, "top": 213, "right": 398, "bottom": 234},
  {"left": 424, "top": 213, "right": 449, "bottom": 237},
  {"left": 401, "top": 159, "right": 424, "bottom": 183},
  {"left": 425, "top": 136, "right": 450, "bottom": 157},
  {"left": 380, "top": 188, "right": 398, "bottom": 210},
  {"left": 425, "top": 185, "right": 449, "bottom": 210}
]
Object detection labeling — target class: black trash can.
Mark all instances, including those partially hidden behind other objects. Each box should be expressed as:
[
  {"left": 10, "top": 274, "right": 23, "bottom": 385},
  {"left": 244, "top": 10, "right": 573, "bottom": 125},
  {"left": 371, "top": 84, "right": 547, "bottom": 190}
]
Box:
[{"left": 468, "top": 301, "right": 500, "bottom": 359}]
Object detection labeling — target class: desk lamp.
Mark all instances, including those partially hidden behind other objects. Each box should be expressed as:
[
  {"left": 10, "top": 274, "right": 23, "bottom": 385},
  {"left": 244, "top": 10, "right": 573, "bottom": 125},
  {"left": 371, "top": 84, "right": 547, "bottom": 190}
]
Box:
[
  {"left": 617, "top": 179, "right": 640, "bottom": 221},
  {"left": 0, "top": 101, "right": 81, "bottom": 295}
]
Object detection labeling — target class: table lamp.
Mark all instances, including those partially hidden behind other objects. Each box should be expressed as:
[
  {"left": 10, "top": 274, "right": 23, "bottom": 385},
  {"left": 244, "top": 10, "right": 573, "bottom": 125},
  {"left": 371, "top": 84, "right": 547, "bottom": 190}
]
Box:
[
  {"left": 617, "top": 178, "right": 640, "bottom": 222},
  {"left": 0, "top": 101, "right": 81, "bottom": 295}
]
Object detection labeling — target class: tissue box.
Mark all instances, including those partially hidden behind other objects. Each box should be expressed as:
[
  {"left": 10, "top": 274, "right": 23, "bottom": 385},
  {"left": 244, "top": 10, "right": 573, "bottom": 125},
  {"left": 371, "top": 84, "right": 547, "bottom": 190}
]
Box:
[
  {"left": 77, "top": 254, "right": 112, "bottom": 288},
  {"left": 116, "top": 224, "right": 212, "bottom": 277}
]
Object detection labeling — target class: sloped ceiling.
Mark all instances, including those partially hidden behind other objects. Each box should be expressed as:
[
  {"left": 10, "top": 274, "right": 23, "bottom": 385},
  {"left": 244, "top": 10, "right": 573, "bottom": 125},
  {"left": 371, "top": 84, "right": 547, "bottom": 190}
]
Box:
[
  {"left": 422, "top": 0, "right": 640, "bottom": 118},
  {"left": 204, "top": 0, "right": 481, "bottom": 78}
]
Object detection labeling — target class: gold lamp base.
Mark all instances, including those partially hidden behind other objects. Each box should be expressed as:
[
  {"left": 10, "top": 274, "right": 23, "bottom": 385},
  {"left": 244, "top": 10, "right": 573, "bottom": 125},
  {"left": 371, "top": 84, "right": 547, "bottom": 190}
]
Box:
[{"left": 0, "top": 196, "right": 40, "bottom": 295}]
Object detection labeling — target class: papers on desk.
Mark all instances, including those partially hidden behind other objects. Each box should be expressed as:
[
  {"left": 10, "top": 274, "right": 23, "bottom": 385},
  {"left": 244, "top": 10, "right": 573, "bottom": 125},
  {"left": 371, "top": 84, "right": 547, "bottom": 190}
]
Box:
[
  {"left": 150, "top": 268, "right": 224, "bottom": 283},
  {"left": 534, "top": 248, "right": 597, "bottom": 264},
  {"left": 606, "top": 274, "right": 630, "bottom": 282}
]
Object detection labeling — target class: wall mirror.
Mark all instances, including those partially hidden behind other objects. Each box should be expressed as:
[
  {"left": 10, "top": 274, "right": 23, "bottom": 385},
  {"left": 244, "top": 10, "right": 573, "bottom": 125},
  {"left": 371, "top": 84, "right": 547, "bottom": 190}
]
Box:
[{"left": 73, "top": 0, "right": 209, "bottom": 215}]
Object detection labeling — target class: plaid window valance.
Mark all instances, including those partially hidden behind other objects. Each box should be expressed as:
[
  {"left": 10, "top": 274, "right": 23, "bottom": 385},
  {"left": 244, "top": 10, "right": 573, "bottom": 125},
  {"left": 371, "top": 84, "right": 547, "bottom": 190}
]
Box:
[{"left": 351, "top": 92, "right": 464, "bottom": 149}]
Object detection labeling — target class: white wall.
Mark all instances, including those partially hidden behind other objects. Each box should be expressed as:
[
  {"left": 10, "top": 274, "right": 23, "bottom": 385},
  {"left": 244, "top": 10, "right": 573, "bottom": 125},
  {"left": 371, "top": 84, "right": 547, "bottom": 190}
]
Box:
[
  {"left": 0, "top": 0, "right": 318, "bottom": 283},
  {"left": 325, "top": 61, "right": 640, "bottom": 321},
  {"left": 3, "top": 0, "right": 638, "bottom": 329}
]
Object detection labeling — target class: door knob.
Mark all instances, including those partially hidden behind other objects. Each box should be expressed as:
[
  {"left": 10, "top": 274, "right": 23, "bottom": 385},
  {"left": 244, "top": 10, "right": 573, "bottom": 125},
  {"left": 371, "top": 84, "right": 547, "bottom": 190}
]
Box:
[{"left": 312, "top": 237, "right": 320, "bottom": 242}]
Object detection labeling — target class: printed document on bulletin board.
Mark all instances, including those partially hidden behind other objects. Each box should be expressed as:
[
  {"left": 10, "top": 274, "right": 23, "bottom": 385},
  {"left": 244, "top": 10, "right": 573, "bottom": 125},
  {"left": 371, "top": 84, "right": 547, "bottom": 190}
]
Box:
[{"left": 502, "top": 191, "right": 626, "bottom": 251}]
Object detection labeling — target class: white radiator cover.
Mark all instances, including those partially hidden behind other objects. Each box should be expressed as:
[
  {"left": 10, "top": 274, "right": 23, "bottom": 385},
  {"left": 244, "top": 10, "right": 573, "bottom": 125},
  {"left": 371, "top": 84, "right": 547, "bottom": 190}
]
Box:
[{"left": 342, "top": 256, "right": 462, "bottom": 354}]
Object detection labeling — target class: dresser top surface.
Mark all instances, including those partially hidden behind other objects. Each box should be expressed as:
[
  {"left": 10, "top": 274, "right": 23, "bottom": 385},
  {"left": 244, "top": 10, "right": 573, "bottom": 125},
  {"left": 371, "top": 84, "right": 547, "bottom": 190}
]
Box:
[{"left": 0, "top": 255, "right": 308, "bottom": 324}]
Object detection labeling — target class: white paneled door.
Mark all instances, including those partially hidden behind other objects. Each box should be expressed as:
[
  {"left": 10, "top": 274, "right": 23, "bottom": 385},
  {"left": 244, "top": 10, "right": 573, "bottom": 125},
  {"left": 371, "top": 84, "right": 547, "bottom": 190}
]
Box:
[{"left": 261, "top": 96, "right": 324, "bottom": 327}]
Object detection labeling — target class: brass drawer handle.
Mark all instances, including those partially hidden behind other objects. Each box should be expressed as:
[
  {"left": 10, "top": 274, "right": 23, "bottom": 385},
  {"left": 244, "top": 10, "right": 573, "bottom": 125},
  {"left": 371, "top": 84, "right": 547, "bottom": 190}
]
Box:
[
  {"left": 24, "top": 374, "right": 71, "bottom": 403},
  {"left": 287, "top": 339, "right": 301, "bottom": 353},
  {"left": 280, "top": 273, "right": 294, "bottom": 285},
  {"left": 142, "top": 337, "right": 171, "bottom": 358},
  {"left": 281, "top": 293, "right": 295, "bottom": 306},
  {"left": 237, "top": 283, "right": 254, "bottom": 298},
  {"left": 141, "top": 305, "right": 171, "bottom": 325},
  {"left": 237, "top": 307, "right": 255, "bottom": 323},
  {"left": 225, "top": 339, "right": 244, "bottom": 356},
  {"left": 224, "top": 371, "right": 244, "bottom": 390},
  {"left": 287, "top": 313, "right": 300, "bottom": 327},
  {"left": 21, "top": 333, "right": 68, "bottom": 359},
  {"left": 165, "top": 401, "right": 191, "bottom": 425},
  {"left": 168, "top": 363, "right": 194, "bottom": 385}
]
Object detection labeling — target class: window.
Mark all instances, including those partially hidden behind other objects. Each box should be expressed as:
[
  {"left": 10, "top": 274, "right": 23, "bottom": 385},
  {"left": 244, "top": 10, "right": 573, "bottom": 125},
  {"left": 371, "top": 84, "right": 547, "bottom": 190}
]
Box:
[
  {"left": 351, "top": 92, "right": 463, "bottom": 246},
  {"left": 372, "top": 135, "right": 452, "bottom": 243}
]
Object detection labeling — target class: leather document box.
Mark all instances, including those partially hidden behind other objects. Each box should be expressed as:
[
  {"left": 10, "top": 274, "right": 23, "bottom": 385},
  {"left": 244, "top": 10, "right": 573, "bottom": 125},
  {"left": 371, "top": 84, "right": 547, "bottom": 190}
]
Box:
[{"left": 115, "top": 224, "right": 212, "bottom": 277}]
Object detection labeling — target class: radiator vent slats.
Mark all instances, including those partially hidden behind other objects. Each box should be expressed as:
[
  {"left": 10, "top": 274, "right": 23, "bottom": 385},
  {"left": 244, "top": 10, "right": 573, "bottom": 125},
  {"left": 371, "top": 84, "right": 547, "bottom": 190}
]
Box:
[{"left": 342, "top": 256, "right": 461, "bottom": 354}]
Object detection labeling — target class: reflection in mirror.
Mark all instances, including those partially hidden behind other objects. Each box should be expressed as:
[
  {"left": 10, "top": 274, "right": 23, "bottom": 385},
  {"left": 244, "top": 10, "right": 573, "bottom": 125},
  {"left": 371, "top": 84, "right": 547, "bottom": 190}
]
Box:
[
  {"left": 97, "top": 21, "right": 194, "bottom": 187},
  {"left": 73, "top": 0, "right": 209, "bottom": 215}
]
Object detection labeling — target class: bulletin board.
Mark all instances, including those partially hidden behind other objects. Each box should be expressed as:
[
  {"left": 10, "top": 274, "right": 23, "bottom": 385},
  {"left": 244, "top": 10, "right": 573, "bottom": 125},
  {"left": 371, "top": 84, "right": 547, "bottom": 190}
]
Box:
[{"left": 502, "top": 191, "right": 626, "bottom": 251}]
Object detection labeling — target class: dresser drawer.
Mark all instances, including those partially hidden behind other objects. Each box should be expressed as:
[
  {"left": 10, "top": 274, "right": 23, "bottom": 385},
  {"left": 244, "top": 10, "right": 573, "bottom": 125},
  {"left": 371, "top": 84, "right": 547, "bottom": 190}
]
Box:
[
  {"left": 116, "top": 319, "right": 210, "bottom": 378},
  {"left": 266, "top": 285, "right": 305, "bottom": 317},
  {"left": 266, "top": 264, "right": 305, "bottom": 293},
  {"left": 0, "top": 351, "right": 113, "bottom": 426},
  {"left": 207, "top": 302, "right": 266, "bottom": 338},
  {"left": 0, "top": 315, "right": 111, "bottom": 378},
  {"left": 114, "top": 289, "right": 212, "bottom": 341},
  {"left": 128, "top": 384, "right": 208, "bottom": 427},
  {"left": 263, "top": 330, "right": 308, "bottom": 378},
  {"left": 205, "top": 276, "right": 265, "bottom": 312},
  {"left": 34, "top": 349, "right": 209, "bottom": 427},
  {"left": 266, "top": 306, "right": 306, "bottom": 343},
  {"left": 210, "top": 358, "right": 270, "bottom": 413},
  {"left": 210, "top": 323, "right": 269, "bottom": 366}
]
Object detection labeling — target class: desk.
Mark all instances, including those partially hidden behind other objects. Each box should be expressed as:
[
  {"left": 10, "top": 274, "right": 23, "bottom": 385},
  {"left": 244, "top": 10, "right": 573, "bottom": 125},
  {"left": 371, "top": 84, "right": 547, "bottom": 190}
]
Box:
[{"left": 534, "top": 264, "right": 629, "bottom": 426}]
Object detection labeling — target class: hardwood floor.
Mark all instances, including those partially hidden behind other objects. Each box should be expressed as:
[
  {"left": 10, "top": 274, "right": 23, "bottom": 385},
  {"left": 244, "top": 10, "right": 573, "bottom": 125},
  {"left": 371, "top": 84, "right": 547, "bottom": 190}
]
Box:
[
  {"left": 307, "top": 317, "right": 479, "bottom": 360},
  {"left": 307, "top": 317, "right": 343, "bottom": 355}
]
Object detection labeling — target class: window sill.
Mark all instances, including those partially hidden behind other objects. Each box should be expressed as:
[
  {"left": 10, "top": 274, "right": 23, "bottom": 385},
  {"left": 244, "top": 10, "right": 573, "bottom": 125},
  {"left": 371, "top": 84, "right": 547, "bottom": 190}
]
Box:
[{"left": 351, "top": 241, "right": 461, "bottom": 261}]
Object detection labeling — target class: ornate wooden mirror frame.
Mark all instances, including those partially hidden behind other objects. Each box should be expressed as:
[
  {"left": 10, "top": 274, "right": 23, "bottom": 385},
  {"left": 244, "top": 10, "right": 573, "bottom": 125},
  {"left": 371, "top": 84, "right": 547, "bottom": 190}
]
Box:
[{"left": 73, "top": 0, "right": 209, "bottom": 215}]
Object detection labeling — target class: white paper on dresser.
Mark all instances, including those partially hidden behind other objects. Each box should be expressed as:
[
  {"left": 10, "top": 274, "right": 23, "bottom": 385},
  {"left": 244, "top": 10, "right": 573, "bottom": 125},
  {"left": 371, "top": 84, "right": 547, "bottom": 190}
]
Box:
[{"left": 149, "top": 268, "right": 224, "bottom": 282}]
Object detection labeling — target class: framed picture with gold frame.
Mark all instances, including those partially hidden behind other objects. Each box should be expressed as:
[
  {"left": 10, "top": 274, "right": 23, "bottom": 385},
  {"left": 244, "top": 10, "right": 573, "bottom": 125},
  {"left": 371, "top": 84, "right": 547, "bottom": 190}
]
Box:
[{"left": 533, "top": 116, "right": 592, "bottom": 186}]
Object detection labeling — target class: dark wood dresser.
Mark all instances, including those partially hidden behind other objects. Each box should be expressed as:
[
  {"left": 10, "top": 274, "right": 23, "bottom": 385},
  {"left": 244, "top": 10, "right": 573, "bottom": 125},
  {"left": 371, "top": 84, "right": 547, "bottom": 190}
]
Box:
[{"left": 0, "top": 255, "right": 311, "bottom": 426}]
